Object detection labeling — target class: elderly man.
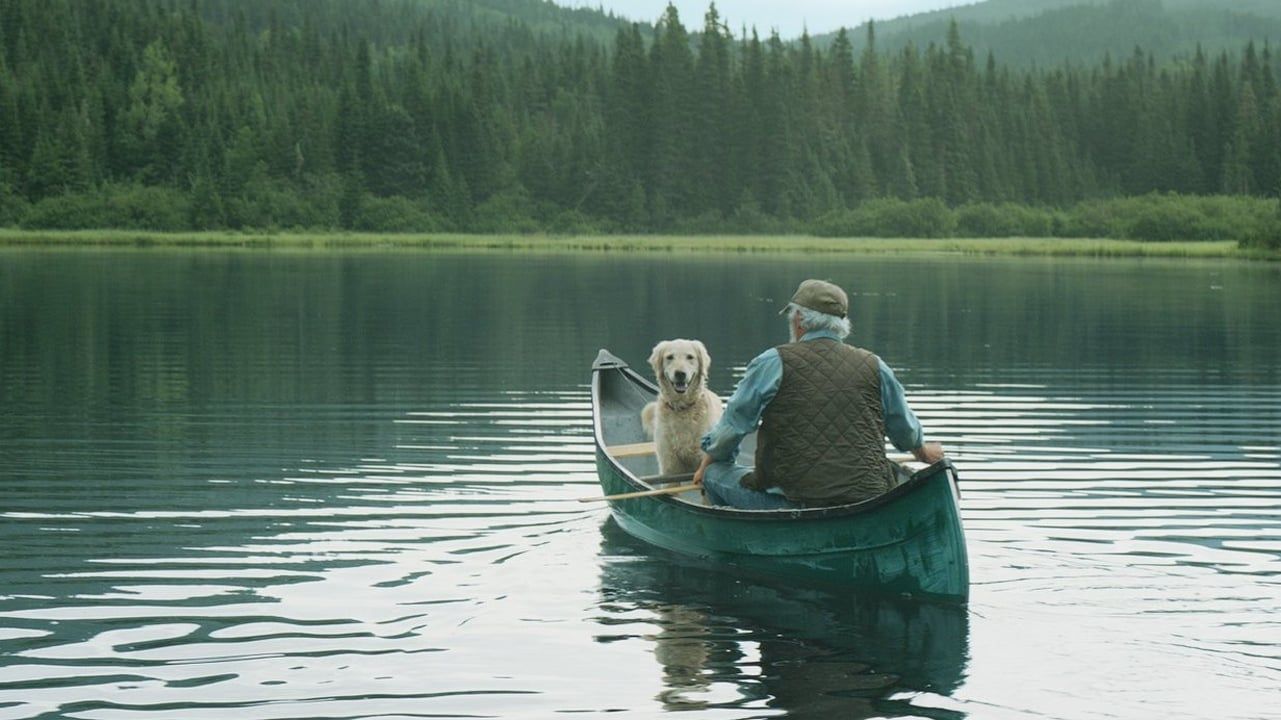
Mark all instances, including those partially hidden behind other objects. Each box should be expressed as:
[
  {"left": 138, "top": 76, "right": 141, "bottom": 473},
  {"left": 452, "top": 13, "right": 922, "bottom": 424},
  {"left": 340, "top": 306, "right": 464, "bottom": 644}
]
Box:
[{"left": 692, "top": 279, "right": 944, "bottom": 509}]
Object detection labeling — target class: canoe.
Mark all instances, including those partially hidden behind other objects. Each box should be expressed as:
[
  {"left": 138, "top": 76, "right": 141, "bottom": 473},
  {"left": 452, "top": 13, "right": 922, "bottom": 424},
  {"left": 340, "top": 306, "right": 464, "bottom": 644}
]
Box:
[{"left": 590, "top": 349, "right": 969, "bottom": 602}]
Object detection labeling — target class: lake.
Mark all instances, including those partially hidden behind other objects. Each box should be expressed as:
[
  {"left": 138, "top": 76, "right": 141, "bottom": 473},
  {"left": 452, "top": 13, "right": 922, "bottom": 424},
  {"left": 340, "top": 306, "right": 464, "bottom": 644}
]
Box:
[{"left": 1, "top": 248, "right": 1278, "bottom": 719}]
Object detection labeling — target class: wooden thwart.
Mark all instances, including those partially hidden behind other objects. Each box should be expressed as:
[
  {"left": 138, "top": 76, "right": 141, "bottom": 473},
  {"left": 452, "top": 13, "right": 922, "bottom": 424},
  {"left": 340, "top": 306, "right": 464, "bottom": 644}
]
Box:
[{"left": 606, "top": 441, "right": 656, "bottom": 458}]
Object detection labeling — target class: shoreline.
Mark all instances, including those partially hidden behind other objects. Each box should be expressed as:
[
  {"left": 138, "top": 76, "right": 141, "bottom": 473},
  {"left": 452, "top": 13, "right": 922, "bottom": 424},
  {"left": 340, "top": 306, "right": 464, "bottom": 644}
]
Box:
[{"left": 0, "top": 230, "right": 1272, "bottom": 260}]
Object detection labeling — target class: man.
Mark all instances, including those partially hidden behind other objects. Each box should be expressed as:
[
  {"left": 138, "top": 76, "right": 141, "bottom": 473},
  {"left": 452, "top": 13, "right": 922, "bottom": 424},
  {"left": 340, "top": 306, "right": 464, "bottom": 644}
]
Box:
[{"left": 692, "top": 279, "right": 944, "bottom": 509}]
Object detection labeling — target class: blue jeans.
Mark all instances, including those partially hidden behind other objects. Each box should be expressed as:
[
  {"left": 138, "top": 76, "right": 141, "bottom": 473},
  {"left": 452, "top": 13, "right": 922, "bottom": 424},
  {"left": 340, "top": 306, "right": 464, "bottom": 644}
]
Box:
[{"left": 702, "top": 462, "right": 800, "bottom": 510}]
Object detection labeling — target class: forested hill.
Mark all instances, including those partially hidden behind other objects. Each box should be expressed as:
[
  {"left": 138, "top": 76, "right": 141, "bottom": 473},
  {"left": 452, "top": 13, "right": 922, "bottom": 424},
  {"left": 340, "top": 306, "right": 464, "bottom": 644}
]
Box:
[
  {"left": 196, "top": 0, "right": 633, "bottom": 45},
  {"left": 822, "top": 0, "right": 1281, "bottom": 68},
  {"left": 1, "top": 0, "right": 1279, "bottom": 243}
]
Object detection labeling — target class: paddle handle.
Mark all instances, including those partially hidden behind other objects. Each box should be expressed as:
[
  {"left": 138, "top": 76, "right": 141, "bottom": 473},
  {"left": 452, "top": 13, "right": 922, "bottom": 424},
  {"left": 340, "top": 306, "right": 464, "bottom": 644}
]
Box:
[{"left": 578, "top": 482, "right": 701, "bottom": 503}]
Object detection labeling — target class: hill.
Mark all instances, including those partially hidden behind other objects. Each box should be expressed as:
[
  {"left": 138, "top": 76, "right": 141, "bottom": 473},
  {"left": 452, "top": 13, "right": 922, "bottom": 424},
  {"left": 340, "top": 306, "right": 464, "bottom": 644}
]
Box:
[
  {"left": 818, "top": 0, "right": 1281, "bottom": 66},
  {"left": 196, "top": 0, "right": 633, "bottom": 45}
]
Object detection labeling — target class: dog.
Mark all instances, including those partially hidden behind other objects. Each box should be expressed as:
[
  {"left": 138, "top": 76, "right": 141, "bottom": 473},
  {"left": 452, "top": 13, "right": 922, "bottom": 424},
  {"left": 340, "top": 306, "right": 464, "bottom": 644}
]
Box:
[{"left": 641, "top": 339, "right": 723, "bottom": 476}]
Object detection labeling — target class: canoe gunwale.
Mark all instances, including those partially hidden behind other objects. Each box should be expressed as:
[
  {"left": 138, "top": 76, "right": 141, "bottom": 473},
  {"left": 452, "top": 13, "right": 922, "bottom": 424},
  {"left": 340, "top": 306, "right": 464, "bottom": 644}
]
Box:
[{"left": 591, "top": 353, "right": 960, "bottom": 522}]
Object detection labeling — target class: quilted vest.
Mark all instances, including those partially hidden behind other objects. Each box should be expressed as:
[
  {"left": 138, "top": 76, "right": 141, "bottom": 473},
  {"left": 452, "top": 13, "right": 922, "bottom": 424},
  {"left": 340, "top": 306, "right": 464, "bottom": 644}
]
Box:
[{"left": 754, "top": 338, "right": 894, "bottom": 505}]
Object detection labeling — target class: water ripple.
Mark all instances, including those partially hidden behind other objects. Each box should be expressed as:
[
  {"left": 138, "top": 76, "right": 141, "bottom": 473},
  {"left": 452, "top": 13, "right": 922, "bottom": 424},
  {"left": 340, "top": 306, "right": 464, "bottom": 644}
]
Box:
[{"left": 3, "top": 251, "right": 1279, "bottom": 719}]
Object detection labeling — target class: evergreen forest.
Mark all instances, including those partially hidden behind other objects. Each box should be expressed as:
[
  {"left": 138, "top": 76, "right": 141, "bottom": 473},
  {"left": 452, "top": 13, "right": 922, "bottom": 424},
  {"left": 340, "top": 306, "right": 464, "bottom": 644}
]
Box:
[
  {"left": 822, "top": 0, "right": 1281, "bottom": 69},
  {"left": 1, "top": 0, "right": 1279, "bottom": 248}
]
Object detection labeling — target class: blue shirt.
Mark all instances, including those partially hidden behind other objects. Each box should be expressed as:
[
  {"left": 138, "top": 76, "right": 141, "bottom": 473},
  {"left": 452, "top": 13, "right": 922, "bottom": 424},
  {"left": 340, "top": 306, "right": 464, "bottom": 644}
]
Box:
[{"left": 700, "top": 330, "right": 925, "bottom": 463}]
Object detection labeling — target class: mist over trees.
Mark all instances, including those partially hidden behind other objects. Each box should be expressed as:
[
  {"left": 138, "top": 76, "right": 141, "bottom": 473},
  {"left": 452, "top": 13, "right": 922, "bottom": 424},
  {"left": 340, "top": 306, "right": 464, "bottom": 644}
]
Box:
[{"left": 0, "top": 0, "right": 1278, "bottom": 247}]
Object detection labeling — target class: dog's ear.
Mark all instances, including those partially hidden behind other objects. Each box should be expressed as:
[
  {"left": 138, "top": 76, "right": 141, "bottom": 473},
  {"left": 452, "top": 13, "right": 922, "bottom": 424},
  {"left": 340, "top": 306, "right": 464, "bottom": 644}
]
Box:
[
  {"left": 648, "top": 341, "right": 668, "bottom": 376},
  {"left": 693, "top": 340, "right": 711, "bottom": 381}
]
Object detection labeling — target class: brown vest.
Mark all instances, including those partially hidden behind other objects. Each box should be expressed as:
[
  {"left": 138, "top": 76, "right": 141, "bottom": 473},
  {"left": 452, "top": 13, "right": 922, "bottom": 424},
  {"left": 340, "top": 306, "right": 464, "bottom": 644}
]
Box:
[{"left": 753, "top": 338, "right": 894, "bottom": 506}]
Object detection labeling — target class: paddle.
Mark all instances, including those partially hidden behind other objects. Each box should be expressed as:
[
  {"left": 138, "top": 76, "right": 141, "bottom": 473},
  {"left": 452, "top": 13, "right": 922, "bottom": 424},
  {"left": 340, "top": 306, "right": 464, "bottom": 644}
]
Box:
[
  {"left": 578, "top": 473, "right": 699, "bottom": 503},
  {"left": 578, "top": 483, "right": 701, "bottom": 502}
]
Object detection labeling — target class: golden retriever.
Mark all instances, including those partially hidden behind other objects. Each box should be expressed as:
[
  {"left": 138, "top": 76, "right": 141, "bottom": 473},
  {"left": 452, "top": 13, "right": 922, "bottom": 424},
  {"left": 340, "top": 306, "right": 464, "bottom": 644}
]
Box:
[{"left": 641, "top": 339, "right": 724, "bottom": 475}]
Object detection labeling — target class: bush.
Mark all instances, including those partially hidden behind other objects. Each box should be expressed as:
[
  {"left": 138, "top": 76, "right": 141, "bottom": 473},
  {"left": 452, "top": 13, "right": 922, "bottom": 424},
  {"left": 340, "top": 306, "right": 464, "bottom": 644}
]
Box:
[
  {"left": 813, "top": 198, "right": 955, "bottom": 238},
  {"left": 955, "top": 202, "right": 1055, "bottom": 237},
  {"left": 298, "top": 174, "right": 344, "bottom": 230},
  {"left": 1009, "top": 204, "right": 1057, "bottom": 236},
  {"left": 671, "top": 210, "right": 728, "bottom": 235},
  {"left": 547, "top": 208, "right": 605, "bottom": 235},
  {"left": 0, "top": 183, "right": 29, "bottom": 226},
  {"left": 811, "top": 209, "right": 857, "bottom": 237},
  {"left": 11, "top": 181, "right": 1280, "bottom": 247},
  {"left": 1125, "top": 200, "right": 1206, "bottom": 241},
  {"left": 1060, "top": 198, "right": 1115, "bottom": 238},
  {"left": 726, "top": 196, "right": 790, "bottom": 234},
  {"left": 1240, "top": 201, "right": 1281, "bottom": 250},
  {"left": 107, "top": 185, "right": 191, "bottom": 231},
  {"left": 954, "top": 203, "right": 1011, "bottom": 237},
  {"left": 224, "top": 176, "right": 344, "bottom": 231},
  {"left": 470, "top": 188, "right": 542, "bottom": 233},
  {"left": 1181, "top": 194, "right": 1275, "bottom": 241},
  {"left": 22, "top": 185, "right": 191, "bottom": 231},
  {"left": 353, "top": 195, "right": 440, "bottom": 232},
  {"left": 1061, "top": 193, "right": 1277, "bottom": 242},
  {"left": 21, "top": 194, "right": 109, "bottom": 229}
]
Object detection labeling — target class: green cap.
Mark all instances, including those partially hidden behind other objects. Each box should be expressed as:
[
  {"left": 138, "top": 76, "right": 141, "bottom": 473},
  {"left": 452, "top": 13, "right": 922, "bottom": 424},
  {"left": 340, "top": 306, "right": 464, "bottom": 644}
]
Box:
[{"left": 783, "top": 279, "right": 848, "bottom": 318}]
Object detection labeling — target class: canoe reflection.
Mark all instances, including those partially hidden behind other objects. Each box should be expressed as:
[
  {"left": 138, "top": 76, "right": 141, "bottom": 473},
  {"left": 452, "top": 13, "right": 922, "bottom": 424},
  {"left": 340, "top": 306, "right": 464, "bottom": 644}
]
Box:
[{"left": 596, "top": 518, "right": 970, "bottom": 717}]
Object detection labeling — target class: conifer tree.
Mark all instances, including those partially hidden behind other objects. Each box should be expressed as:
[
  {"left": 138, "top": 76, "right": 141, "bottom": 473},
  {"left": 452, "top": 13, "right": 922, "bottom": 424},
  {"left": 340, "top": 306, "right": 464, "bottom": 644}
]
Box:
[
  {"left": 121, "top": 41, "right": 185, "bottom": 183},
  {"left": 693, "top": 3, "right": 732, "bottom": 214},
  {"left": 648, "top": 3, "right": 696, "bottom": 217}
]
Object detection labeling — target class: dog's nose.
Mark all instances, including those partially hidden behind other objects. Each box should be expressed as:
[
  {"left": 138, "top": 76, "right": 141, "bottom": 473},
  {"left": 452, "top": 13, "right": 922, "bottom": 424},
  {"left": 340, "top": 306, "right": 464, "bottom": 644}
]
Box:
[{"left": 674, "top": 370, "right": 687, "bottom": 382}]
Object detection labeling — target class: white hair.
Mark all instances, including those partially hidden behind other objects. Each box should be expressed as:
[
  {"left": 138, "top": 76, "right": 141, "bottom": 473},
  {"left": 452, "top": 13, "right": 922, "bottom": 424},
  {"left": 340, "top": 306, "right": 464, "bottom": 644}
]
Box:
[{"left": 787, "top": 303, "right": 851, "bottom": 341}]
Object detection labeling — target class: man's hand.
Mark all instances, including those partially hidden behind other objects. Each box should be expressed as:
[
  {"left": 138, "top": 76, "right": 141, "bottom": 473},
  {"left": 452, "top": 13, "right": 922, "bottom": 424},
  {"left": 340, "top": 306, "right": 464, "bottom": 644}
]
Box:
[
  {"left": 912, "top": 442, "right": 945, "bottom": 464},
  {"left": 693, "top": 453, "right": 714, "bottom": 486}
]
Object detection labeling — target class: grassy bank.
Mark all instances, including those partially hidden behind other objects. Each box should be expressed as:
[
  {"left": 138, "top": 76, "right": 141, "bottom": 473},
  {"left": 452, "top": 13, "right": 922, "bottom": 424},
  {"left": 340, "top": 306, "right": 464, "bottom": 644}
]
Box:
[{"left": 1, "top": 229, "right": 1272, "bottom": 259}]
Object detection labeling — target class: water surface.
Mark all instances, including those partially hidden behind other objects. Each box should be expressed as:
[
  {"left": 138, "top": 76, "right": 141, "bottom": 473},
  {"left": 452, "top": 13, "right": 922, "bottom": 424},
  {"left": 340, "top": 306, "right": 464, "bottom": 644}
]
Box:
[{"left": 1, "top": 249, "right": 1278, "bottom": 719}]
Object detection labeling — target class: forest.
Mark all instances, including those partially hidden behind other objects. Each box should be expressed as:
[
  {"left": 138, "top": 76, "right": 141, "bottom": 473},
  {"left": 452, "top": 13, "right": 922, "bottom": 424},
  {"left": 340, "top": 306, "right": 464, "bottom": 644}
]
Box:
[
  {"left": 822, "top": 0, "right": 1281, "bottom": 69},
  {"left": 0, "top": 0, "right": 1278, "bottom": 248}
]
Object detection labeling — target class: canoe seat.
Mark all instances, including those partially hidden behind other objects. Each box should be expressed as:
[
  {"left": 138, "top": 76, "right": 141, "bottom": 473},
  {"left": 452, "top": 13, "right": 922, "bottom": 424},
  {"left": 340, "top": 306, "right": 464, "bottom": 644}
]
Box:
[{"left": 606, "top": 441, "right": 656, "bottom": 458}]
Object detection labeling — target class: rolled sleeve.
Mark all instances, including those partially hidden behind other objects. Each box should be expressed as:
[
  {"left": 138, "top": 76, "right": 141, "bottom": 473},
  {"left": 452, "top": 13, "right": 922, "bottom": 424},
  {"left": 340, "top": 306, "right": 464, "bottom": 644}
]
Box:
[
  {"left": 879, "top": 358, "right": 924, "bottom": 452},
  {"left": 700, "top": 349, "right": 782, "bottom": 462}
]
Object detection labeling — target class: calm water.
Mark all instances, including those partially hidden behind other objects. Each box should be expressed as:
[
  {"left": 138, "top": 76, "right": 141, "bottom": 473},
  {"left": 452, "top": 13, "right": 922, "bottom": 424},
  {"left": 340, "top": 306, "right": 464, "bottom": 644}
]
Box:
[{"left": 1, "top": 249, "right": 1279, "bottom": 719}]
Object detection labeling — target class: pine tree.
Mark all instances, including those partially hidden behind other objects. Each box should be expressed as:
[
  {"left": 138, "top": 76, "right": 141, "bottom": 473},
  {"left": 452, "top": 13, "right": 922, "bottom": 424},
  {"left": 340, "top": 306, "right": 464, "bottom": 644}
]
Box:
[
  {"left": 1221, "top": 83, "right": 1260, "bottom": 194},
  {"left": 830, "top": 27, "right": 856, "bottom": 120},
  {"left": 1186, "top": 45, "right": 1215, "bottom": 193},
  {"left": 364, "top": 104, "right": 427, "bottom": 197},
  {"left": 605, "top": 24, "right": 649, "bottom": 190},
  {"left": 693, "top": 3, "right": 732, "bottom": 215},
  {"left": 759, "top": 31, "right": 793, "bottom": 216},
  {"left": 648, "top": 3, "right": 696, "bottom": 215},
  {"left": 938, "top": 21, "right": 979, "bottom": 205},
  {"left": 121, "top": 40, "right": 185, "bottom": 183},
  {"left": 1208, "top": 52, "right": 1236, "bottom": 189},
  {"left": 0, "top": 57, "right": 23, "bottom": 193}
]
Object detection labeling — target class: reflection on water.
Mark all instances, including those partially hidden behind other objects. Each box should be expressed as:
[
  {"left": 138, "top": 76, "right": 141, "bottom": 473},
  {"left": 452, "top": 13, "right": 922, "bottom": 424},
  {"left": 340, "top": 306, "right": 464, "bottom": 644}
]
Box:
[
  {"left": 596, "top": 519, "right": 969, "bottom": 718},
  {"left": 0, "top": 249, "right": 1279, "bottom": 719}
]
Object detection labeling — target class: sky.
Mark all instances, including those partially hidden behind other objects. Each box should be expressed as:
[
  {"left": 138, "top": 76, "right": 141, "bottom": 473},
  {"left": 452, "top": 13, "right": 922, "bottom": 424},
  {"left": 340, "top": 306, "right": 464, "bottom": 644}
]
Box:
[{"left": 566, "top": 0, "right": 975, "bottom": 38}]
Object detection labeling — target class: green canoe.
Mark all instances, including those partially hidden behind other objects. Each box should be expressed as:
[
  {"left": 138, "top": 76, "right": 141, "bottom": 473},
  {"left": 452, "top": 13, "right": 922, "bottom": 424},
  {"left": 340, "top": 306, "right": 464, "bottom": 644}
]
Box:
[{"left": 591, "top": 349, "right": 970, "bottom": 602}]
